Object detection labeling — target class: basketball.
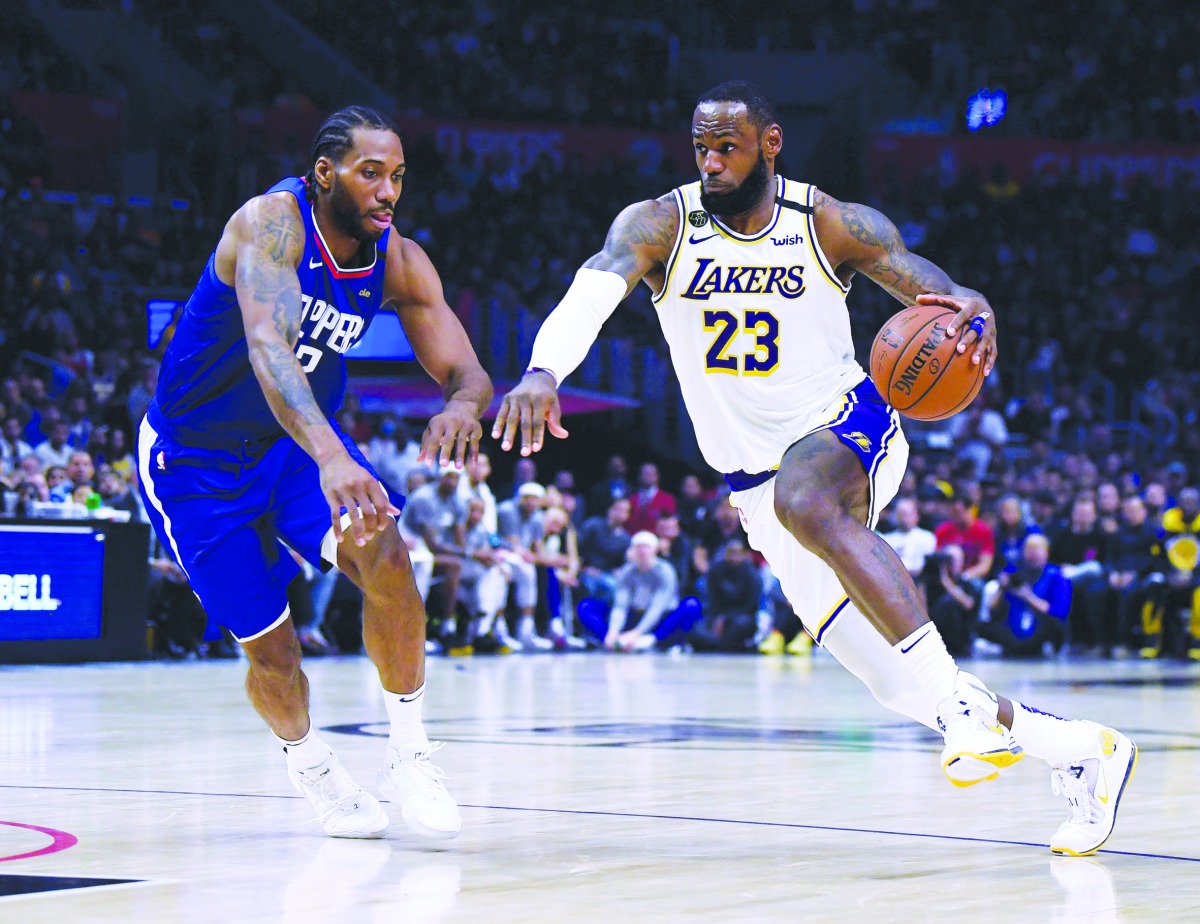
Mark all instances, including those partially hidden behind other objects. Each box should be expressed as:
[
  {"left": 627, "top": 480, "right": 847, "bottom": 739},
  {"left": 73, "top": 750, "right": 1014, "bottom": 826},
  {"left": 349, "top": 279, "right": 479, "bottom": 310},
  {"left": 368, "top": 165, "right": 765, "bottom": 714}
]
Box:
[{"left": 870, "top": 303, "right": 985, "bottom": 420}]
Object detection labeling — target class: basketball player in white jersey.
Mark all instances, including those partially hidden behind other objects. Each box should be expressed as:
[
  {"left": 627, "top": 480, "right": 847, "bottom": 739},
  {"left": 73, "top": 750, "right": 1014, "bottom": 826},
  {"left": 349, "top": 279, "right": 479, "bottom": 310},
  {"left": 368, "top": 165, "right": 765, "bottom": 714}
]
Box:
[{"left": 494, "top": 82, "right": 1135, "bottom": 856}]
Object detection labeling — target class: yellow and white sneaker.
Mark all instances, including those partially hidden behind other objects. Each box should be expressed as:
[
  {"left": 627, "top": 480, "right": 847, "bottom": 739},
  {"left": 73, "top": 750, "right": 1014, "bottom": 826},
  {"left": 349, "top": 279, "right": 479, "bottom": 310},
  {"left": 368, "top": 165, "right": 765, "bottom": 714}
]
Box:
[
  {"left": 938, "top": 672, "right": 1025, "bottom": 787},
  {"left": 1049, "top": 722, "right": 1138, "bottom": 856}
]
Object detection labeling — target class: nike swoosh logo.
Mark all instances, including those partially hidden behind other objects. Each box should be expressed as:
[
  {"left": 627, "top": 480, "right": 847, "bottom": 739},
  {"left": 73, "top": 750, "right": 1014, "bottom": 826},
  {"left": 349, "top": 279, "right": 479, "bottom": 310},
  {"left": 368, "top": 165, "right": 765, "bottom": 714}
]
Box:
[
  {"left": 967, "top": 681, "right": 999, "bottom": 704},
  {"left": 689, "top": 233, "right": 719, "bottom": 244},
  {"left": 899, "top": 628, "right": 931, "bottom": 653},
  {"left": 309, "top": 258, "right": 322, "bottom": 269}
]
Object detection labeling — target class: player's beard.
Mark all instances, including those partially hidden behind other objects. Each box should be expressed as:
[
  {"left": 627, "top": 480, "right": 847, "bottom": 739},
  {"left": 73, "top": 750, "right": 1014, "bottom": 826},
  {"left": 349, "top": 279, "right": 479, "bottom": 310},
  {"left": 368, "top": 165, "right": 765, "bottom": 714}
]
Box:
[
  {"left": 699, "top": 147, "right": 771, "bottom": 218},
  {"left": 328, "top": 175, "right": 381, "bottom": 244}
]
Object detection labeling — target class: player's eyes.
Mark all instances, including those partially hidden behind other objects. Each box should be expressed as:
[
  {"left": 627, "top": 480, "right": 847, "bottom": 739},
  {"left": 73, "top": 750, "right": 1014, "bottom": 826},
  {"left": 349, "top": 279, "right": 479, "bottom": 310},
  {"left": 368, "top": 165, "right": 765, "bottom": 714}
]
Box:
[{"left": 363, "top": 169, "right": 376, "bottom": 178}]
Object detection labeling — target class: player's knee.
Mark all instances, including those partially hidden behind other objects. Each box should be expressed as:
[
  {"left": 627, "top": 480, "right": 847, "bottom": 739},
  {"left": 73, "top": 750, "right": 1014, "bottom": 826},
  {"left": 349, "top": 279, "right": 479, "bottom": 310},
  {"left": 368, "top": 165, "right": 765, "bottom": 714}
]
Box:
[
  {"left": 355, "top": 533, "right": 414, "bottom": 598},
  {"left": 244, "top": 632, "right": 302, "bottom": 681},
  {"left": 774, "top": 491, "right": 841, "bottom": 556}
]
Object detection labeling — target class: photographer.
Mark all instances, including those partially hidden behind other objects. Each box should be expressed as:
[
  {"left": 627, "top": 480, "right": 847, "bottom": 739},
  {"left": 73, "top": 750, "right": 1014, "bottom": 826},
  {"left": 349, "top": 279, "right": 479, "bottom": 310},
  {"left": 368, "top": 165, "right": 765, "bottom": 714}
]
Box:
[
  {"left": 978, "top": 534, "right": 1072, "bottom": 658},
  {"left": 925, "top": 544, "right": 978, "bottom": 656}
]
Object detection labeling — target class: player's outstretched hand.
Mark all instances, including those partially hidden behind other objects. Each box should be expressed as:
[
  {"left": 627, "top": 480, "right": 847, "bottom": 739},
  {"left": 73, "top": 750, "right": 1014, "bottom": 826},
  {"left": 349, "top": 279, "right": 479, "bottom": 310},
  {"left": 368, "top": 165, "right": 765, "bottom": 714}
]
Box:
[
  {"left": 418, "top": 399, "right": 484, "bottom": 469},
  {"left": 916, "top": 293, "right": 998, "bottom": 376},
  {"left": 492, "top": 371, "right": 569, "bottom": 456},
  {"left": 320, "top": 452, "right": 399, "bottom": 547}
]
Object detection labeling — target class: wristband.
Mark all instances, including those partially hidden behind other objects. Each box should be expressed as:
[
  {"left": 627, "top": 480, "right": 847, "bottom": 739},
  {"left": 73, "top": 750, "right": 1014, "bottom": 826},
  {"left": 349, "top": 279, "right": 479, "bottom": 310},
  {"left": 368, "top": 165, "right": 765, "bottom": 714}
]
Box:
[{"left": 524, "top": 366, "right": 559, "bottom": 386}]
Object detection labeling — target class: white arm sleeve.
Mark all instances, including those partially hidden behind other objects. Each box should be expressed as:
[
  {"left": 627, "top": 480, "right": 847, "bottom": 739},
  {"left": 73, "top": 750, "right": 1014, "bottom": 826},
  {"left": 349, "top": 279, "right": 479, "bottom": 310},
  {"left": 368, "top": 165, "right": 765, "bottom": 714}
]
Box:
[{"left": 528, "top": 267, "right": 628, "bottom": 385}]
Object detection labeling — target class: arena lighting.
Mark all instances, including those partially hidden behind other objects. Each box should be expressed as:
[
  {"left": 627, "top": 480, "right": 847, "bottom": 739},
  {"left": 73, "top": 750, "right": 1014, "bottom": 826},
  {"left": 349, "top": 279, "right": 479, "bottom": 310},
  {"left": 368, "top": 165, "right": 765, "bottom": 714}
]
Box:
[{"left": 966, "top": 87, "right": 1008, "bottom": 131}]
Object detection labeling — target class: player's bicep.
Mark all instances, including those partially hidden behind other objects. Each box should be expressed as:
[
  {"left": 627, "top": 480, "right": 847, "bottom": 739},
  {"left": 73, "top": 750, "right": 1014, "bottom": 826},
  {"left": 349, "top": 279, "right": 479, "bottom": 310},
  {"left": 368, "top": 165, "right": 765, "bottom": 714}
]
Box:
[
  {"left": 582, "top": 199, "right": 677, "bottom": 291},
  {"left": 390, "top": 240, "right": 478, "bottom": 385},
  {"left": 233, "top": 196, "right": 306, "bottom": 346}
]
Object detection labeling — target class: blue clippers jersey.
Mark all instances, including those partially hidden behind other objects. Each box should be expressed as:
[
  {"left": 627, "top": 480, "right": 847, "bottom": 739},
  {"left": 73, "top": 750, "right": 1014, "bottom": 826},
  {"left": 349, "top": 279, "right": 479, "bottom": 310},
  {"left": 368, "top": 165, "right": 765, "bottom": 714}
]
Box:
[{"left": 148, "top": 177, "right": 391, "bottom": 451}]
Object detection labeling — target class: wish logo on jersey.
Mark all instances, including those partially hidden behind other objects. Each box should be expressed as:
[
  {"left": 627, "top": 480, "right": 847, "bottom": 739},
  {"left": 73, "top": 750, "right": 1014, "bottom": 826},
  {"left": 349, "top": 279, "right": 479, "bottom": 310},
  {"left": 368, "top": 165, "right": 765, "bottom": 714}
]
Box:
[
  {"left": 680, "top": 258, "right": 806, "bottom": 301},
  {"left": 294, "top": 294, "right": 366, "bottom": 372}
]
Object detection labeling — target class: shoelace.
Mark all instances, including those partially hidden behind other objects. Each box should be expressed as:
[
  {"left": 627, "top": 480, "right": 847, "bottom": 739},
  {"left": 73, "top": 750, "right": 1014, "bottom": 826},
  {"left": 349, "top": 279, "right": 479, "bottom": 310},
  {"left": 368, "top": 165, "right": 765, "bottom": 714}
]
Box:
[
  {"left": 300, "top": 763, "right": 369, "bottom": 822},
  {"left": 391, "top": 742, "right": 450, "bottom": 798},
  {"left": 1051, "top": 765, "right": 1100, "bottom": 824}
]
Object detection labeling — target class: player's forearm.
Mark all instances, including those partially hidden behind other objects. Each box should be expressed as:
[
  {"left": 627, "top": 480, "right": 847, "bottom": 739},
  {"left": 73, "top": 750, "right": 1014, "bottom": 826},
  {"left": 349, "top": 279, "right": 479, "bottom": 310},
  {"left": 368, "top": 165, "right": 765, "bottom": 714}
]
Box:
[
  {"left": 873, "top": 250, "right": 983, "bottom": 306},
  {"left": 439, "top": 363, "right": 493, "bottom": 418},
  {"left": 527, "top": 268, "right": 628, "bottom": 385},
  {"left": 247, "top": 336, "right": 344, "bottom": 463}
]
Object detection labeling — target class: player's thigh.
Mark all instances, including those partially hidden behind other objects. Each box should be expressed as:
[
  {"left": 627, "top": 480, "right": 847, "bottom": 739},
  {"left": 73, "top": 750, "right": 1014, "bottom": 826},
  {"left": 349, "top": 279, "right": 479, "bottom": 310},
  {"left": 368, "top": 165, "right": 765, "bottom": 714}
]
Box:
[{"left": 729, "top": 479, "right": 852, "bottom": 645}]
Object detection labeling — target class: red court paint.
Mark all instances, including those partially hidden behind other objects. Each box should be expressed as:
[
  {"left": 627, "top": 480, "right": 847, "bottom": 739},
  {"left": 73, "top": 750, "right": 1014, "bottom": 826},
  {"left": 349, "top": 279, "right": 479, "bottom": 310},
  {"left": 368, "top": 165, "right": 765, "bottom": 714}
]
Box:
[{"left": 0, "top": 821, "right": 78, "bottom": 862}]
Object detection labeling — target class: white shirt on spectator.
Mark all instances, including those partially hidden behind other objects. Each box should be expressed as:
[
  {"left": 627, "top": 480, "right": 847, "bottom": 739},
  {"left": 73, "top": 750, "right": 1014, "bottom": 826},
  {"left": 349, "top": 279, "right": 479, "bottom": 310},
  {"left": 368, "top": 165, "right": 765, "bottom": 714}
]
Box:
[
  {"left": 1, "top": 438, "right": 33, "bottom": 474},
  {"left": 34, "top": 440, "right": 73, "bottom": 470},
  {"left": 882, "top": 525, "right": 938, "bottom": 576}
]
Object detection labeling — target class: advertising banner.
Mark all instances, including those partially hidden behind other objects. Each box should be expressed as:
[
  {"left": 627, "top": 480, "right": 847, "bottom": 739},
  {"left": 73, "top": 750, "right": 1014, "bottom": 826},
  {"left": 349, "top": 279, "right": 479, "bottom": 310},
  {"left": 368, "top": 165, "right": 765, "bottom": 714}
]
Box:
[{"left": 0, "top": 526, "right": 105, "bottom": 641}]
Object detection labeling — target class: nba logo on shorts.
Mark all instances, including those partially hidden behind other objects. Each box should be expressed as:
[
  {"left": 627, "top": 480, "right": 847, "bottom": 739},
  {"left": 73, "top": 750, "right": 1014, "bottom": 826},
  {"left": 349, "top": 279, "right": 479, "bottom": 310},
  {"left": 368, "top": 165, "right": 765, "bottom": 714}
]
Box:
[
  {"left": 737, "top": 507, "right": 749, "bottom": 528},
  {"left": 156, "top": 450, "right": 166, "bottom": 471}
]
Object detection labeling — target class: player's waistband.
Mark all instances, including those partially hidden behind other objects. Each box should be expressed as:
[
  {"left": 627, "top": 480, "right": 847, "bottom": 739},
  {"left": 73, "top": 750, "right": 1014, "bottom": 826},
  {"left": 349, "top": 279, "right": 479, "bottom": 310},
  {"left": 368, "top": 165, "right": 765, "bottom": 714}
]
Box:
[
  {"left": 146, "top": 401, "right": 286, "bottom": 455},
  {"left": 724, "top": 468, "right": 778, "bottom": 493}
]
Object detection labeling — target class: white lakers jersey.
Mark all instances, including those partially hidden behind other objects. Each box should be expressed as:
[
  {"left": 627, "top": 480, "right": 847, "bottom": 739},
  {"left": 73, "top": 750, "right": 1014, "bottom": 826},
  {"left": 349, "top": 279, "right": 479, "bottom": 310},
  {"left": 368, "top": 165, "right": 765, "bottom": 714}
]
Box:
[{"left": 652, "top": 176, "right": 867, "bottom": 474}]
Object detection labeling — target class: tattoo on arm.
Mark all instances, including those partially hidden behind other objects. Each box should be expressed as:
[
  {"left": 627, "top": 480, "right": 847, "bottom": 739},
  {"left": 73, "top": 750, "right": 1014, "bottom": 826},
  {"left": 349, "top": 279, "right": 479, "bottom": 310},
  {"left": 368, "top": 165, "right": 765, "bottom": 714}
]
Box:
[
  {"left": 237, "top": 197, "right": 328, "bottom": 432},
  {"left": 583, "top": 198, "right": 678, "bottom": 286},
  {"left": 823, "top": 193, "right": 981, "bottom": 305}
]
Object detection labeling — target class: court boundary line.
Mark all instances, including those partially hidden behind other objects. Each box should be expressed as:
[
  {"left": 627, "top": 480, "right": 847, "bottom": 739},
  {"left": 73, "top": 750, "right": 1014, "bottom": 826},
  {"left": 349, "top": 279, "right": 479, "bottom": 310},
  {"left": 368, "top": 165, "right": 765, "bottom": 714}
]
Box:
[{"left": 0, "top": 783, "right": 1194, "bottom": 864}]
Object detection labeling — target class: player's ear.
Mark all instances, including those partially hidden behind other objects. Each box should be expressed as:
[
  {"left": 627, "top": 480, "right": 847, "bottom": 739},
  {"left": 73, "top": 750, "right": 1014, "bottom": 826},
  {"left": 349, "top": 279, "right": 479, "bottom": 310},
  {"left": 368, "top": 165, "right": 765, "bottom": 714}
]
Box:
[
  {"left": 312, "top": 156, "right": 335, "bottom": 193},
  {"left": 762, "top": 124, "right": 783, "bottom": 159}
]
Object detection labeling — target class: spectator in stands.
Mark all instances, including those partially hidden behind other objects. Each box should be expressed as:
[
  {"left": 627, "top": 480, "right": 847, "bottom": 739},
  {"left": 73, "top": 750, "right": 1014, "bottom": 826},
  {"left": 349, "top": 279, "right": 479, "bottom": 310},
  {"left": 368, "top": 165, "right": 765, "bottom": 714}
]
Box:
[
  {"left": 552, "top": 470, "right": 584, "bottom": 523},
  {"left": 401, "top": 465, "right": 468, "bottom": 628},
  {"left": 34, "top": 419, "right": 72, "bottom": 469},
  {"left": 105, "top": 427, "right": 135, "bottom": 482},
  {"left": 687, "top": 537, "right": 761, "bottom": 653},
  {"left": 1096, "top": 482, "right": 1123, "bottom": 535},
  {"left": 655, "top": 511, "right": 697, "bottom": 597},
  {"left": 66, "top": 449, "right": 94, "bottom": 491},
  {"left": 581, "top": 530, "right": 678, "bottom": 652},
  {"left": 496, "top": 481, "right": 552, "bottom": 649},
  {"left": 577, "top": 495, "right": 631, "bottom": 604},
  {"left": 1141, "top": 486, "right": 1200, "bottom": 659},
  {"left": 627, "top": 462, "right": 675, "bottom": 535},
  {"left": 1049, "top": 494, "right": 1107, "bottom": 650},
  {"left": 978, "top": 534, "right": 1072, "bottom": 659},
  {"left": 676, "top": 473, "right": 711, "bottom": 539},
  {"left": 458, "top": 451, "right": 498, "bottom": 534},
  {"left": 65, "top": 393, "right": 93, "bottom": 448},
  {"left": 587, "top": 454, "right": 630, "bottom": 518},
  {"left": 934, "top": 491, "right": 995, "bottom": 582},
  {"left": 45, "top": 465, "right": 71, "bottom": 502},
  {"left": 458, "top": 496, "right": 516, "bottom": 652},
  {"left": 97, "top": 465, "right": 141, "bottom": 519},
  {"left": 947, "top": 399, "right": 1009, "bottom": 480},
  {"left": 1, "top": 417, "right": 32, "bottom": 474},
  {"left": 366, "top": 415, "right": 421, "bottom": 491},
  {"left": 992, "top": 495, "right": 1041, "bottom": 575},
  {"left": 926, "top": 544, "right": 978, "bottom": 657},
  {"left": 1099, "top": 494, "right": 1159, "bottom": 658},
  {"left": 532, "top": 505, "right": 585, "bottom": 649},
  {"left": 881, "top": 496, "right": 937, "bottom": 589}
]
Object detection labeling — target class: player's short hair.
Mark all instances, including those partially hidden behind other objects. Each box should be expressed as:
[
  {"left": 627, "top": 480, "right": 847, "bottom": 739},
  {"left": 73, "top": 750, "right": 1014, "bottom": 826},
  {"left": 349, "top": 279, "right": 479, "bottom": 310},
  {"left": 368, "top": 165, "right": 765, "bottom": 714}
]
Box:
[
  {"left": 695, "top": 80, "right": 779, "bottom": 133},
  {"left": 305, "top": 105, "right": 402, "bottom": 201}
]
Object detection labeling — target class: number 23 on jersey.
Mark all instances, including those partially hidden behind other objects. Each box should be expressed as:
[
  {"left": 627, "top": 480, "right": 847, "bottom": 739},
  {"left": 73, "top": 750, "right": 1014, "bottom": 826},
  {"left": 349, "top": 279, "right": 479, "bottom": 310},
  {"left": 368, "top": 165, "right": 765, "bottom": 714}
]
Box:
[{"left": 703, "top": 309, "right": 780, "bottom": 376}]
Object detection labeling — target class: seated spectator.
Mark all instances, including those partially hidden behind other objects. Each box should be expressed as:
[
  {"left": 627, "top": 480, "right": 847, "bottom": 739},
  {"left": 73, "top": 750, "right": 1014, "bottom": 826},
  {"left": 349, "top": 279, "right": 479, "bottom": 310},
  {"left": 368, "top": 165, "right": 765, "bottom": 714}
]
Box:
[
  {"left": 686, "top": 538, "right": 761, "bottom": 653},
  {"left": 496, "top": 482, "right": 551, "bottom": 649},
  {"left": 34, "top": 420, "right": 72, "bottom": 470},
  {"left": 66, "top": 449, "right": 95, "bottom": 491},
  {"left": 934, "top": 491, "right": 995, "bottom": 582},
  {"left": 532, "top": 505, "right": 585, "bottom": 648},
  {"left": 105, "top": 428, "right": 136, "bottom": 483},
  {"left": 992, "top": 495, "right": 1042, "bottom": 575},
  {"left": 1, "top": 418, "right": 33, "bottom": 474},
  {"left": 1048, "top": 494, "right": 1107, "bottom": 649},
  {"left": 458, "top": 451, "right": 498, "bottom": 533},
  {"left": 1099, "top": 495, "right": 1158, "bottom": 658},
  {"left": 695, "top": 500, "right": 749, "bottom": 580},
  {"left": 587, "top": 454, "right": 630, "bottom": 518},
  {"left": 977, "top": 534, "right": 1072, "bottom": 658},
  {"left": 97, "top": 466, "right": 142, "bottom": 519},
  {"left": 655, "top": 511, "right": 697, "bottom": 597},
  {"left": 401, "top": 465, "right": 468, "bottom": 629},
  {"left": 627, "top": 461, "right": 676, "bottom": 535},
  {"left": 676, "top": 473, "right": 711, "bottom": 538},
  {"left": 926, "top": 545, "right": 978, "bottom": 657},
  {"left": 458, "top": 497, "right": 518, "bottom": 651},
  {"left": 578, "top": 531, "right": 678, "bottom": 651},
  {"left": 45, "top": 465, "right": 72, "bottom": 502},
  {"left": 576, "top": 496, "right": 631, "bottom": 603},
  {"left": 1140, "top": 486, "right": 1200, "bottom": 660},
  {"left": 882, "top": 497, "right": 937, "bottom": 601}
]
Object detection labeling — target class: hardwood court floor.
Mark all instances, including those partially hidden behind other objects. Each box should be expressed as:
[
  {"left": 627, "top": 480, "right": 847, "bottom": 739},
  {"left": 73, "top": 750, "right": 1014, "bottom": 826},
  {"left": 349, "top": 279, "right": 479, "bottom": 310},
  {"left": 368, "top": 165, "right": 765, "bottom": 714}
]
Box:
[{"left": 2, "top": 651, "right": 1198, "bottom": 923}]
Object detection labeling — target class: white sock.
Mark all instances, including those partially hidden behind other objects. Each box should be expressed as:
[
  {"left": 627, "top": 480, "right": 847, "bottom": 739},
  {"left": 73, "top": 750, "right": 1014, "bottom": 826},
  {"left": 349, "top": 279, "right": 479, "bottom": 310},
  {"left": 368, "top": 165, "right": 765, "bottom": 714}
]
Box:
[
  {"left": 893, "top": 624, "right": 958, "bottom": 702},
  {"left": 276, "top": 726, "right": 333, "bottom": 772},
  {"left": 383, "top": 684, "right": 431, "bottom": 758},
  {"left": 1009, "top": 701, "right": 1098, "bottom": 767}
]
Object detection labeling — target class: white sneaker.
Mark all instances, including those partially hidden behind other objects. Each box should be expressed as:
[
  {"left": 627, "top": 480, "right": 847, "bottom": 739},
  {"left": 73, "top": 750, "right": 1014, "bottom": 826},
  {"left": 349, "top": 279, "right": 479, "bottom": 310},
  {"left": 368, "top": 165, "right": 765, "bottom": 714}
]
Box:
[
  {"left": 492, "top": 616, "right": 523, "bottom": 652},
  {"left": 1049, "top": 722, "right": 1138, "bottom": 856},
  {"left": 517, "top": 617, "right": 554, "bottom": 651},
  {"left": 289, "top": 753, "right": 390, "bottom": 838},
  {"left": 377, "top": 742, "right": 461, "bottom": 840},
  {"left": 938, "top": 672, "right": 1025, "bottom": 787}
]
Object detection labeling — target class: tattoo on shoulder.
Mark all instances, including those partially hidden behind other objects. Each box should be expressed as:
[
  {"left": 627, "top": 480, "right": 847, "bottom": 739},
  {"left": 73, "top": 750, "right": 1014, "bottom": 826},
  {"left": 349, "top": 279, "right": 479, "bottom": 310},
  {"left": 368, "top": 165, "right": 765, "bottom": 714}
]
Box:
[
  {"left": 837, "top": 201, "right": 904, "bottom": 251},
  {"left": 613, "top": 199, "right": 678, "bottom": 252},
  {"left": 254, "top": 195, "right": 304, "bottom": 263}
]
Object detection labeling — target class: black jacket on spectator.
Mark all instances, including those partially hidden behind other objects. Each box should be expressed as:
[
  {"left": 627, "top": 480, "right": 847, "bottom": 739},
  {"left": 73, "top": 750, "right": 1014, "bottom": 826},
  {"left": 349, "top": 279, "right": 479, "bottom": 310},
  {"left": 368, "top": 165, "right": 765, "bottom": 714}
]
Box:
[
  {"left": 577, "top": 515, "right": 631, "bottom": 572},
  {"left": 1048, "top": 525, "right": 1105, "bottom": 567},
  {"left": 1103, "top": 522, "right": 1160, "bottom": 575}
]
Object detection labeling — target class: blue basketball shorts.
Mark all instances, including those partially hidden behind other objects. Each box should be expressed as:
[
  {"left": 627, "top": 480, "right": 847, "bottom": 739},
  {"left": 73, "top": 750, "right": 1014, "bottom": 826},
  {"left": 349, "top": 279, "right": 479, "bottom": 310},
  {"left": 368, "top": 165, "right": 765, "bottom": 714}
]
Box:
[{"left": 137, "top": 416, "right": 404, "bottom": 643}]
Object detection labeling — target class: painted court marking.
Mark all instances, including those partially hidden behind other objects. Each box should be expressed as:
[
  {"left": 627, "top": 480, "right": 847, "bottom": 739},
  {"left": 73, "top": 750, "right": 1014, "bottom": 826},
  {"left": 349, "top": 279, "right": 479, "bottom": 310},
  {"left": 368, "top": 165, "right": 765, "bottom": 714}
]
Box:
[
  {"left": 0, "top": 821, "right": 78, "bottom": 863},
  {"left": 0, "top": 784, "right": 1196, "bottom": 865}
]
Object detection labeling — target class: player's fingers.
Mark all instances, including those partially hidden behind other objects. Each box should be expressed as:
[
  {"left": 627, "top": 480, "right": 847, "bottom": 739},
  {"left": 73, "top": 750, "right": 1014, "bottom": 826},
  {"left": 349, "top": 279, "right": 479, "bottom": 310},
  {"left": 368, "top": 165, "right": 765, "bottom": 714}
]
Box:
[
  {"left": 343, "top": 491, "right": 368, "bottom": 546},
  {"left": 491, "top": 396, "right": 510, "bottom": 441},
  {"left": 365, "top": 480, "right": 391, "bottom": 532},
  {"left": 500, "top": 397, "right": 521, "bottom": 452},
  {"left": 467, "top": 424, "right": 481, "bottom": 465},
  {"left": 451, "top": 426, "right": 472, "bottom": 469},
  {"left": 958, "top": 310, "right": 991, "bottom": 354},
  {"left": 945, "top": 305, "right": 973, "bottom": 339},
  {"left": 329, "top": 497, "right": 345, "bottom": 544},
  {"left": 519, "top": 397, "right": 535, "bottom": 457},
  {"left": 417, "top": 421, "right": 440, "bottom": 463},
  {"left": 530, "top": 398, "right": 550, "bottom": 452},
  {"left": 547, "top": 398, "right": 569, "bottom": 439}
]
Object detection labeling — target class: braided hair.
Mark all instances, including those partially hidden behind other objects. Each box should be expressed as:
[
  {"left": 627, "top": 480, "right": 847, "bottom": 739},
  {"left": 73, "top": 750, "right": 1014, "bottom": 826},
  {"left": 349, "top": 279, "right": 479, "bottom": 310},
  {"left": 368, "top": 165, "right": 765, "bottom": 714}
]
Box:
[{"left": 304, "top": 105, "right": 402, "bottom": 201}]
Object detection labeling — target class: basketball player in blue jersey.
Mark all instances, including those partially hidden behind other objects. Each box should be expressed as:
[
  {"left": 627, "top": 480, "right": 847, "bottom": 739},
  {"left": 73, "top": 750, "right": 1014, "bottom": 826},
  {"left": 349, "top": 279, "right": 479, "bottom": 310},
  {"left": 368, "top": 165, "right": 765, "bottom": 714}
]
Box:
[
  {"left": 495, "top": 83, "right": 1135, "bottom": 856},
  {"left": 140, "top": 106, "right": 491, "bottom": 840}
]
